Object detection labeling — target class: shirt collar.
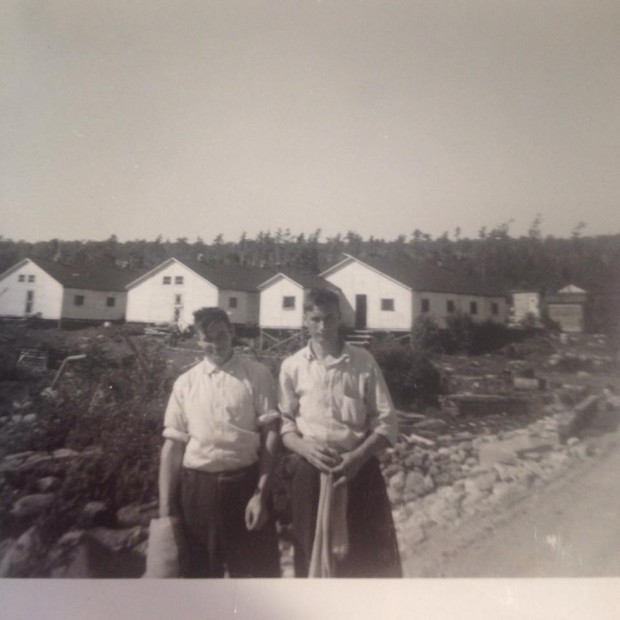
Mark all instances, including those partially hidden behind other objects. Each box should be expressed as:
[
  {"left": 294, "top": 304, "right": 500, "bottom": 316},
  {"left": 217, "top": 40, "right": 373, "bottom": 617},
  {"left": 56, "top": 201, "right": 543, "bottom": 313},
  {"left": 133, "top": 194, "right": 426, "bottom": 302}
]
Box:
[
  {"left": 202, "top": 351, "right": 238, "bottom": 375},
  {"left": 303, "top": 341, "right": 351, "bottom": 365}
]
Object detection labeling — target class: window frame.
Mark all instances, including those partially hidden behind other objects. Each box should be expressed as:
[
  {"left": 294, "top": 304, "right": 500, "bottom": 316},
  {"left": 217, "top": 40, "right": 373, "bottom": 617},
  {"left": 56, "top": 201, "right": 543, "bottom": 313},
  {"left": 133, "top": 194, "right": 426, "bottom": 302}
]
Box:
[{"left": 282, "top": 296, "right": 296, "bottom": 310}]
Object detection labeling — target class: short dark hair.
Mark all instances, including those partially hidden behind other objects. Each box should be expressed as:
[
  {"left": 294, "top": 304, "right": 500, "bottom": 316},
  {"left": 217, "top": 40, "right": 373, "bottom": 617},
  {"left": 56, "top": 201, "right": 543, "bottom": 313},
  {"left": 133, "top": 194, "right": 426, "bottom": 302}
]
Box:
[
  {"left": 193, "top": 307, "right": 231, "bottom": 333},
  {"left": 303, "top": 288, "right": 340, "bottom": 312}
]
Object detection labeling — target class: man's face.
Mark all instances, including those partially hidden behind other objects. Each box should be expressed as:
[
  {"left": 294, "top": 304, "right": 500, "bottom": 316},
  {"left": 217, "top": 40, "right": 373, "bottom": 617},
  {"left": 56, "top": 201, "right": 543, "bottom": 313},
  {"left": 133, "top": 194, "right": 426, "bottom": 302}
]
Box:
[
  {"left": 304, "top": 303, "right": 341, "bottom": 346},
  {"left": 196, "top": 320, "right": 233, "bottom": 366}
]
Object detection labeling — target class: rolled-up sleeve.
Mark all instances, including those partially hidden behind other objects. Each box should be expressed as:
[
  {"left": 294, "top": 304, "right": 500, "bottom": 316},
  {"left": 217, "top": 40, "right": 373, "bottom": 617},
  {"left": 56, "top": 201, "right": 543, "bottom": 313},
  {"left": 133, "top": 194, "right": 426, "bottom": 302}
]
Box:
[
  {"left": 278, "top": 359, "right": 300, "bottom": 436},
  {"left": 162, "top": 379, "right": 190, "bottom": 444},
  {"left": 366, "top": 358, "right": 398, "bottom": 446}
]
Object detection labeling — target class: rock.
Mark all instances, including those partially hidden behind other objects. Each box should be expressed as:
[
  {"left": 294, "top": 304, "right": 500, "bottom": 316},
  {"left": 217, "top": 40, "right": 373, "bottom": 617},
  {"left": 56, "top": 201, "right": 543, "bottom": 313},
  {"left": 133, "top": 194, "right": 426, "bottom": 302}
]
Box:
[
  {"left": 116, "top": 502, "right": 158, "bottom": 528},
  {"left": 52, "top": 449, "right": 80, "bottom": 460},
  {"left": 0, "top": 527, "right": 39, "bottom": 577},
  {"left": 87, "top": 526, "right": 145, "bottom": 553},
  {"left": 22, "top": 413, "right": 37, "bottom": 424},
  {"left": 36, "top": 476, "right": 61, "bottom": 493},
  {"left": 423, "top": 475, "right": 435, "bottom": 494},
  {"left": 405, "top": 471, "right": 426, "bottom": 496},
  {"left": 382, "top": 464, "right": 403, "bottom": 479},
  {"left": 80, "top": 501, "right": 114, "bottom": 528},
  {"left": 473, "top": 471, "right": 498, "bottom": 493},
  {"left": 566, "top": 437, "right": 580, "bottom": 447},
  {"left": 387, "top": 486, "right": 403, "bottom": 504},
  {"left": 402, "top": 521, "right": 427, "bottom": 546},
  {"left": 11, "top": 493, "right": 55, "bottom": 519},
  {"left": 389, "top": 471, "right": 406, "bottom": 494}
]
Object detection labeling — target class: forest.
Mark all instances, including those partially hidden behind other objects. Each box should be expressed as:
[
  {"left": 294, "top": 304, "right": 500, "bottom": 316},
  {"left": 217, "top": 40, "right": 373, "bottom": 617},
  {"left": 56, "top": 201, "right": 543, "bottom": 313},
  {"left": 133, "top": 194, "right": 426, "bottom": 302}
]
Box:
[{"left": 2, "top": 219, "right": 618, "bottom": 297}]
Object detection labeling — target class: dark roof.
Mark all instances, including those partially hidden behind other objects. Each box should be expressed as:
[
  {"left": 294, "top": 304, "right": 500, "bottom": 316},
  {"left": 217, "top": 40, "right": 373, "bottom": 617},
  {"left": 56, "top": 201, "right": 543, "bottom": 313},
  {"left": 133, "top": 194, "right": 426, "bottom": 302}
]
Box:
[
  {"left": 336, "top": 254, "right": 503, "bottom": 297},
  {"left": 176, "top": 259, "right": 275, "bottom": 292},
  {"left": 29, "top": 258, "right": 142, "bottom": 292},
  {"left": 276, "top": 270, "right": 339, "bottom": 291}
]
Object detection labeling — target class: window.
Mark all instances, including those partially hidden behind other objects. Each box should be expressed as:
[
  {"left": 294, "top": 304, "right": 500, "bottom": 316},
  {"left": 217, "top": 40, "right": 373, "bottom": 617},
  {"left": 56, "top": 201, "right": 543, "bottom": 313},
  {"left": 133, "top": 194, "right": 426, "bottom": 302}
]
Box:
[
  {"left": 174, "top": 294, "right": 182, "bottom": 305},
  {"left": 447, "top": 300, "right": 455, "bottom": 313},
  {"left": 228, "top": 297, "right": 238, "bottom": 309},
  {"left": 175, "top": 276, "right": 184, "bottom": 285},
  {"left": 470, "top": 301, "right": 478, "bottom": 315},
  {"left": 18, "top": 275, "right": 25, "bottom": 282},
  {"left": 421, "top": 298, "right": 430, "bottom": 313},
  {"left": 491, "top": 302, "right": 499, "bottom": 316},
  {"left": 28, "top": 275, "right": 35, "bottom": 282},
  {"left": 162, "top": 276, "right": 171, "bottom": 285},
  {"left": 106, "top": 297, "right": 116, "bottom": 308},
  {"left": 381, "top": 298, "right": 395, "bottom": 311},
  {"left": 74, "top": 295, "right": 85, "bottom": 306},
  {"left": 282, "top": 296, "right": 295, "bottom": 310}
]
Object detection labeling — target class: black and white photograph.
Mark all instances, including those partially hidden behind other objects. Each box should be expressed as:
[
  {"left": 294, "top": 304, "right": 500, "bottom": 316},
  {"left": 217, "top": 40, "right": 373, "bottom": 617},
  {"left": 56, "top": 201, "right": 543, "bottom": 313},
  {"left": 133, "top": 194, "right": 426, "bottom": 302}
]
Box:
[{"left": 1, "top": 1, "right": 619, "bottom": 618}]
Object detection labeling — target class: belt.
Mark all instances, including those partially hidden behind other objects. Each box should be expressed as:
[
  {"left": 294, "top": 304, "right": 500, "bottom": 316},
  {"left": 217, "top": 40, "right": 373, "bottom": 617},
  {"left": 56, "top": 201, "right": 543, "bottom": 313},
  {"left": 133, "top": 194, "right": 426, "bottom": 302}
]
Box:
[{"left": 184, "top": 462, "right": 258, "bottom": 482}]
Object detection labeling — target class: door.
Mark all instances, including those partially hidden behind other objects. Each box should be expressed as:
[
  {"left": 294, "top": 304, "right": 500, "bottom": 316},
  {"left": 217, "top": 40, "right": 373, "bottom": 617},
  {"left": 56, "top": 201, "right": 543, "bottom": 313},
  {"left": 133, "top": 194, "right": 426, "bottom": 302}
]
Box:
[
  {"left": 355, "top": 294, "right": 367, "bottom": 329},
  {"left": 173, "top": 294, "right": 183, "bottom": 322},
  {"left": 25, "top": 290, "right": 34, "bottom": 315}
]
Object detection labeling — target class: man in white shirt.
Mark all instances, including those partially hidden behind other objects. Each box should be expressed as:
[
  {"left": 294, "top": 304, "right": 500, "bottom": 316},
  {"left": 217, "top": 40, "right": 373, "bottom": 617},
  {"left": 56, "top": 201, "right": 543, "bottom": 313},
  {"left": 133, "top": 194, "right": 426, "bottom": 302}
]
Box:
[
  {"left": 159, "top": 307, "right": 280, "bottom": 577},
  {"left": 279, "top": 288, "right": 402, "bottom": 577}
]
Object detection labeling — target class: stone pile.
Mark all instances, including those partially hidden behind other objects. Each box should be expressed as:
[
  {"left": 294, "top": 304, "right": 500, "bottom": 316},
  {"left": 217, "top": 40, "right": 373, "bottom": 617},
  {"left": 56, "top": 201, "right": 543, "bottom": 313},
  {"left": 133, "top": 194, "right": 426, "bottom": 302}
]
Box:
[
  {"left": 0, "top": 446, "right": 156, "bottom": 578},
  {"left": 386, "top": 391, "right": 617, "bottom": 566}
]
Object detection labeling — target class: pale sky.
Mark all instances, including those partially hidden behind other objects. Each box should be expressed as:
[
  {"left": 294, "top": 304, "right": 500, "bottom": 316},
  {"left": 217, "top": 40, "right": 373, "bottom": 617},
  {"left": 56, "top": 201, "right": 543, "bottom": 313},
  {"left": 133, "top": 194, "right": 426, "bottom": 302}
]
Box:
[{"left": 2, "top": 0, "right": 619, "bottom": 243}]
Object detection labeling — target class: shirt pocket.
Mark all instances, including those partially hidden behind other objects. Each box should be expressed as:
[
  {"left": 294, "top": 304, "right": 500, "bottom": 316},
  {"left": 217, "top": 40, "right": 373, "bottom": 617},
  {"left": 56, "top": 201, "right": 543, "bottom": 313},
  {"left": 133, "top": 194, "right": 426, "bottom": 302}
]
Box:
[{"left": 336, "top": 395, "right": 366, "bottom": 429}]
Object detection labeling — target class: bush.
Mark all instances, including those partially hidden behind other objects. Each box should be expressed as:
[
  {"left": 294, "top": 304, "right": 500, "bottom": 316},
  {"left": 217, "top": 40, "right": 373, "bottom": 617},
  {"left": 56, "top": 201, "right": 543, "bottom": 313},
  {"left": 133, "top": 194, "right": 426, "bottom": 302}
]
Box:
[
  {"left": 411, "top": 315, "right": 441, "bottom": 352},
  {"left": 443, "top": 312, "right": 475, "bottom": 353},
  {"left": 369, "top": 340, "right": 440, "bottom": 409}
]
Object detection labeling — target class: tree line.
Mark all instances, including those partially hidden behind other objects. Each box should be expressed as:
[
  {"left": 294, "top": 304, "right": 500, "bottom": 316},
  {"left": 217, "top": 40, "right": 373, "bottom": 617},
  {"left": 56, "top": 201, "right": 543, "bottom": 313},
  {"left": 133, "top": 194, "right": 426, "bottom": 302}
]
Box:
[{"left": 2, "top": 222, "right": 619, "bottom": 295}]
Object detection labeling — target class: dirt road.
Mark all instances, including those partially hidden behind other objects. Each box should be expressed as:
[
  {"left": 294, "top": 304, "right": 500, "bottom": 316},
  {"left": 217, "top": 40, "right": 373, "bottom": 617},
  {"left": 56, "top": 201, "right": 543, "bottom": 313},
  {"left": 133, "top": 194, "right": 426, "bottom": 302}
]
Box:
[{"left": 404, "top": 429, "right": 620, "bottom": 577}]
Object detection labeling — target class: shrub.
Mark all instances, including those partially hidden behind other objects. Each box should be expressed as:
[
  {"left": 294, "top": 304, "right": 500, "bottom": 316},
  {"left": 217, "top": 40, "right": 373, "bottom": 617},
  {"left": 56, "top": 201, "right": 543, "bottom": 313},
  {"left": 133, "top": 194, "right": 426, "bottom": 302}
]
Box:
[
  {"left": 443, "top": 312, "right": 475, "bottom": 353},
  {"left": 411, "top": 314, "right": 441, "bottom": 352},
  {"left": 369, "top": 339, "right": 440, "bottom": 409}
]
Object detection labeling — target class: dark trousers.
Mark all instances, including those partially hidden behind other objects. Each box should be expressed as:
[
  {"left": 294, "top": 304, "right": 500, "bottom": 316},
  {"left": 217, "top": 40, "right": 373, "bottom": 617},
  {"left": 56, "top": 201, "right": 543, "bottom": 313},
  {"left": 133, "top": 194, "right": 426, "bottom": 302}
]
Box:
[
  {"left": 291, "top": 456, "right": 402, "bottom": 578},
  {"left": 180, "top": 465, "right": 281, "bottom": 578}
]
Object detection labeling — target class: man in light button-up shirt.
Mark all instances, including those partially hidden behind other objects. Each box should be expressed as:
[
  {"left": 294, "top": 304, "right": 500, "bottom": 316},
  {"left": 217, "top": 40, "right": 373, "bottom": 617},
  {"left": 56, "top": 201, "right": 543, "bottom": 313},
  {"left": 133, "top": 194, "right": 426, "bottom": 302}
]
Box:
[
  {"left": 158, "top": 307, "right": 280, "bottom": 578},
  {"left": 279, "top": 288, "right": 402, "bottom": 577}
]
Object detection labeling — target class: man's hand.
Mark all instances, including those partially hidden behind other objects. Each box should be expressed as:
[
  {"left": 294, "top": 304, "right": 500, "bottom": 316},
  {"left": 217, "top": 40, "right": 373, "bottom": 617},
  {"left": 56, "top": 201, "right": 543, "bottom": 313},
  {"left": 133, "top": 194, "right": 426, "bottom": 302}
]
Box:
[
  {"left": 298, "top": 440, "right": 342, "bottom": 473},
  {"left": 245, "top": 493, "right": 268, "bottom": 531},
  {"left": 331, "top": 450, "right": 365, "bottom": 488}
]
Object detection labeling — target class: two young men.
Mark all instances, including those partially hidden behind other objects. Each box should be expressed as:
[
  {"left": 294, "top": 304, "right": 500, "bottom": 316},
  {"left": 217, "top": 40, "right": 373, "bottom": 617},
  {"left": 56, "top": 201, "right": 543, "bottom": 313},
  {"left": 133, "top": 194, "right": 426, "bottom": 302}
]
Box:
[{"left": 159, "top": 291, "right": 401, "bottom": 578}]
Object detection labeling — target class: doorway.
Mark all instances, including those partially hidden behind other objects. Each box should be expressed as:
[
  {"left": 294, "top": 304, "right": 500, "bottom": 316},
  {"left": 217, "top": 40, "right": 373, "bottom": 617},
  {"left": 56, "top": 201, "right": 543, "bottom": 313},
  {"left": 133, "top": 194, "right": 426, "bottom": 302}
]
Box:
[{"left": 355, "top": 294, "right": 367, "bottom": 329}]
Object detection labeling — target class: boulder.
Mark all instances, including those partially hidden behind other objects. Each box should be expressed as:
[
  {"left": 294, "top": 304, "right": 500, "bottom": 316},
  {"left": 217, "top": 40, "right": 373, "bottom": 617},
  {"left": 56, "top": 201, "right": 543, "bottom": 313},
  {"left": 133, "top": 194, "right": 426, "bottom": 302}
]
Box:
[
  {"left": 36, "top": 476, "right": 61, "bottom": 493},
  {"left": 405, "top": 471, "right": 426, "bottom": 496},
  {"left": 116, "top": 502, "right": 159, "bottom": 528},
  {"left": 473, "top": 471, "right": 498, "bottom": 493},
  {"left": 80, "top": 501, "right": 114, "bottom": 528},
  {"left": 87, "top": 526, "right": 146, "bottom": 553},
  {"left": 11, "top": 493, "right": 55, "bottom": 520},
  {"left": 0, "top": 527, "right": 39, "bottom": 577}
]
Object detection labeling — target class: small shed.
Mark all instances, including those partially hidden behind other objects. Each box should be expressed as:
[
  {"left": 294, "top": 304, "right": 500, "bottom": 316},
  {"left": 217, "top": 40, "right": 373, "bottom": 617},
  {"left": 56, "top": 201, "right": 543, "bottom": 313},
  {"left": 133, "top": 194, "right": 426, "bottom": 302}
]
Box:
[{"left": 545, "top": 285, "right": 588, "bottom": 333}]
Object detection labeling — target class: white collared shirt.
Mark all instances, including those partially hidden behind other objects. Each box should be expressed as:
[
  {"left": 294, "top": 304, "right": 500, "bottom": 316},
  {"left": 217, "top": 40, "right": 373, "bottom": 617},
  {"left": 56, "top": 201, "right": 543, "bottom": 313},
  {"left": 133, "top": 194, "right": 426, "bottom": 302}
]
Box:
[
  {"left": 163, "top": 353, "right": 278, "bottom": 472},
  {"left": 278, "top": 343, "right": 397, "bottom": 452}
]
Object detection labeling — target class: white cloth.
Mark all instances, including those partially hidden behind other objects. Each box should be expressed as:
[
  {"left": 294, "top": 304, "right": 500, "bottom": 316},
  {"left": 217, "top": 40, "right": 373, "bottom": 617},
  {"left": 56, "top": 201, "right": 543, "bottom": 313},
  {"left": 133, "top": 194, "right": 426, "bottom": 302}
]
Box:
[
  {"left": 278, "top": 343, "right": 397, "bottom": 451},
  {"left": 308, "top": 474, "right": 349, "bottom": 578},
  {"left": 163, "top": 353, "right": 279, "bottom": 472}
]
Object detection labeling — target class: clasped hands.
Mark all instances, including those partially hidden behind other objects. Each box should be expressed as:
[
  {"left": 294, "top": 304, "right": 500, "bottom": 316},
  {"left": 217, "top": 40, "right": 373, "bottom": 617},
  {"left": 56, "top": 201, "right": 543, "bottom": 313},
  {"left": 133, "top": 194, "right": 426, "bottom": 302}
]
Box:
[{"left": 300, "top": 440, "right": 364, "bottom": 488}]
